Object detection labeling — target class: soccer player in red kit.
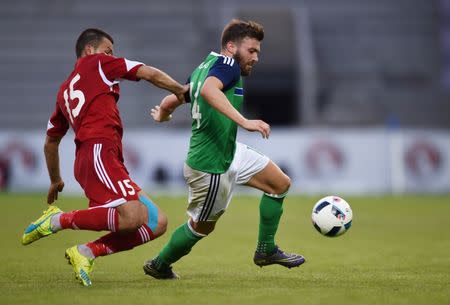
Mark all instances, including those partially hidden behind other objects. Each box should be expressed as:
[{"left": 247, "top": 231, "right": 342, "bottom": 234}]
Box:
[{"left": 21, "top": 28, "right": 188, "bottom": 286}]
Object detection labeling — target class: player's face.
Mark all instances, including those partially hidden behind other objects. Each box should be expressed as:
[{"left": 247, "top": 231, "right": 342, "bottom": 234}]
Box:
[
  {"left": 234, "top": 37, "right": 260, "bottom": 76},
  {"left": 83, "top": 38, "right": 114, "bottom": 57},
  {"left": 94, "top": 38, "right": 114, "bottom": 56}
]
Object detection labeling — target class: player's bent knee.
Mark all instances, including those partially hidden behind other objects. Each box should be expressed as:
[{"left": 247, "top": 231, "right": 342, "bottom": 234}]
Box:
[
  {"left": 137, "top": 194, "right": 163, "bottom": 237},
  {"left": 134, "top": 203, "right": 148, "bottom": 229},
  {"left": 116, "top": 201, "right": 147, "bottom": 231},
  {"left": 281, "top": 175, "right": 291, "bottom": 193},
  {"left": 152, "top": 212, "right": 168, "bottom": 238},
  {"left": 268, "top": 174, "right": 291, "bottom": 197}
]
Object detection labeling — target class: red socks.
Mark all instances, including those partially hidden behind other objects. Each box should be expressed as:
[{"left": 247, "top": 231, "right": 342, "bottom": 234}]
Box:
[
  {"left": 85, "top": 224, "right": 154, "bottom": 257},
  {"left": 60, "top": 208, "right": 118, "bottom": 232},
  {"left": 58, "top": 207, "right": 155, "bottom": 257}
]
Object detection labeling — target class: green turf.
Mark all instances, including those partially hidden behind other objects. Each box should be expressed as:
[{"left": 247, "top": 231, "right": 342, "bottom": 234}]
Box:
[{"left": 1, "top": 193, "right": 449, "bottom": 305}]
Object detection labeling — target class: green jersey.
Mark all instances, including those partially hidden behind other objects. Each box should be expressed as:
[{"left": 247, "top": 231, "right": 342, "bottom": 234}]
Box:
[{"left": 186, "top": 52, "right": 243, "bottom": 174}]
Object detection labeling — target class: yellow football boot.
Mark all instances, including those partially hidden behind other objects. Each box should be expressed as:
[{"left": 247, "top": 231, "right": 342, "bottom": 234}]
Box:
[
  {"left": 65, "top": 246, "right": 95, "bottom": 287},
  {"left": 22, "top": 205, "right": 62, "bottom": 245}
]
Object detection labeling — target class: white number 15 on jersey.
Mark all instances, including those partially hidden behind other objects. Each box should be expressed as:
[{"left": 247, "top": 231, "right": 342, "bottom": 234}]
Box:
[{"left": 63, "top": 73, "right": 86, "bottom": 124}]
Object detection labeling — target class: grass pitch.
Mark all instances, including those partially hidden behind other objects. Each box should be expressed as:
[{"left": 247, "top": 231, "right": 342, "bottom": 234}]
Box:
[{"left": 0, "top": 193, "right": 449, "bottom": 305}]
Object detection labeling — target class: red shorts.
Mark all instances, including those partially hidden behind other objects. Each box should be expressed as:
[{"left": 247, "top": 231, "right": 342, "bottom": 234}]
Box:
[{"left": 74, "top": 139, "right": 141, "bottom": 207}]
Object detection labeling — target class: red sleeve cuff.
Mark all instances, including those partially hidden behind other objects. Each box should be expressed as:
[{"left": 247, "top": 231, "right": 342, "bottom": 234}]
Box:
[
  {"left": 46, "top": 129, "right": 67, "bottom": 138},
  {"left": 124, "top": 64, "right": 144, "bottom": 81}
]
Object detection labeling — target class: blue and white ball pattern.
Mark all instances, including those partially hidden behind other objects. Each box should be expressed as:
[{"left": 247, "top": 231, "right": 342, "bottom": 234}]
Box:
[{"left": 312, "top": 196, "right": 353, "bottom": 237}]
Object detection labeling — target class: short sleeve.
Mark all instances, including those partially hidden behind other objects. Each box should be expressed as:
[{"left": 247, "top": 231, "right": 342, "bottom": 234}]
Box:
[
  {"left": 46, "top": 103, "right": 69, "bottom": 138},
  {"left": 207, "top": 56, "right": 240, "bottom": 91},
  {"left": 98, "top": 54, "right": 144, "bottom": 82}
]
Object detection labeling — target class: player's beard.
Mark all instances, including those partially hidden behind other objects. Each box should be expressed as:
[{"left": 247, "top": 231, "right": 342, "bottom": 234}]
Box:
[{"left": 234, "top": 51, "right": 253, "bottom": 76}]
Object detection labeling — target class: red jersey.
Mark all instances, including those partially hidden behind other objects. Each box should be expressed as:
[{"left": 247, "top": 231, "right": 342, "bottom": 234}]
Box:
[{"left": 46, "top": 53, "right": 144, "bottom": 146}]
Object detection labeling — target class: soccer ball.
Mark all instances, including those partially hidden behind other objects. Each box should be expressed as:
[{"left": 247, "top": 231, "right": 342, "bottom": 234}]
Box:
[{"left": 311, "top": 196, "right": 353, "bottom": 237}]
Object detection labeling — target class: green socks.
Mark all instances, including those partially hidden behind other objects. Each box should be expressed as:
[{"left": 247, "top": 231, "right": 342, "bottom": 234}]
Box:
[
  {"left": 154, "top": 222, "right": 203, "bottom": 270},
  {"left": 257, "top": 193, "right": 285, "bottom": 254}
]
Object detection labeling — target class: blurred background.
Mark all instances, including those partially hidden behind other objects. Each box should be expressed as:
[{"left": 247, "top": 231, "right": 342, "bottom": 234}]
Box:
[{"left": 0, "top": 0, "right": 449, "bottom": 195}]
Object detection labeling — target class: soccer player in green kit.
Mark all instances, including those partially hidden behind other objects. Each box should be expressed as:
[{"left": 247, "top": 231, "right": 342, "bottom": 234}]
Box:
[{"left": 144, "top": 19, "right": 305, "bottom": 279}]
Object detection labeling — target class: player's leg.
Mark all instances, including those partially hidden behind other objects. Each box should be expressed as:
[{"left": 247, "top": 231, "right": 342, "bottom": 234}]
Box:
[
  {"left": 22, "top": 140, "right": 168, "bottom": 285},
  {"left": 246, "top": 160, "right": 290, "bottom": 254},
  {"left": 22, "top": 199, "right": 145, "bottom": 246},
  {"left": 236, "top": 143, "right": 305, "bottom": 268},
  {"left": 24, "top": 195, "right": 162, "bottom": 286},
  {"left": 60, "top": 200, "right": 147, "bottom": 287},
  {"left": 143, "top": 164, "right": 231, "bottom": 279},
  {"left": 21, "top": 191, "right": 145, "bottom": 247},
  {"left": 21, "top": 203, "right": 128, "bottom": 286},
  {"left": 50, "top": 191, "right": 165, "bottom": 232},
  {"left": 77, "top": 191, "right": 167, "bottom": 258},
  {"left": 64, "top": 191, "right": 166, "bottom": 286},
  {"left": 62, "top": 193, "right": 165, "bottom": 287}
]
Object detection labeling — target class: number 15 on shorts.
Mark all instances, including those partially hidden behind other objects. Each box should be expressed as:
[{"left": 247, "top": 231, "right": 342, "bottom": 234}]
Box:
[{"left": 118, "top": 179, "right": 135, "bottom": 197}]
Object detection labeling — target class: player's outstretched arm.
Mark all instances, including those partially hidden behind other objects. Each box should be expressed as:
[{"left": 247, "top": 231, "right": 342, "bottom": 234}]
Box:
[
  {"left": 201, "top": 76, "right": 270, "bottom": 139},
  {"left": 44, "top": 135, "right": 65, "bottom": 204},
  {"left": 150, "top": 94, "right": 184, "bottom": 122},
  {"left": 136, "top": 66, "right": 188, "bottom": 102}
]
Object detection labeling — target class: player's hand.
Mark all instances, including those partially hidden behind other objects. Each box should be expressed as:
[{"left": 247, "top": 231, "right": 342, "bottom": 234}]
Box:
[
  {"left": 150, "top": 105, "right": 173, "bottom": 122},
  {"left": 175, "top": 84, "right": 190, "bottom": 103},
  {"left": 47, "top": 179, "right": 64, "bottom": 204},
  {"left": 241, "top": 119, "right": 271, "bottom": 139}
]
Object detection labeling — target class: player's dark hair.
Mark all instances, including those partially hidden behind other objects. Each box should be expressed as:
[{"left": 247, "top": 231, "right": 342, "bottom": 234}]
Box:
[
  {"left": 75, "top": 28, "right": 114, "bottom": 58},
  {"left": 221, "top": 19, "right": 264, "bottom": 49}
]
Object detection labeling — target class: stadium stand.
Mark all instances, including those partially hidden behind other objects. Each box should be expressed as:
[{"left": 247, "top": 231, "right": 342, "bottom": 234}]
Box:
[{"left": 0, "top": 0, "right": 448, "bottom": 128}]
